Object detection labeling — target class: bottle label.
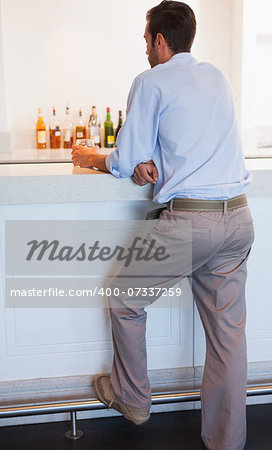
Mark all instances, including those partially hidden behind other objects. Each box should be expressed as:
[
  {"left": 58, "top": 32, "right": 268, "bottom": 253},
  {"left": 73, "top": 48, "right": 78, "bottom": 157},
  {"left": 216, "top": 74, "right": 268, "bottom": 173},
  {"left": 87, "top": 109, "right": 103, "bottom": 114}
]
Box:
[
  {"left": 90, "top": 126, "right": 99, "bottom": 135},
  {"left": 90, "top": 128, "right": 101, "bottom": 144},
  {"left": 37, "top": 131, "right": 46, "bottom": 144},
  {"left": 107, "top": 136, "right": 114, "bottom": 145},
  {"left": 93, "top": 136, "right": 101, "bottom": 145},
  {"left": 64, "top": 130, "right": 71, "bottom": 142},
  {"left": 77, "top": 131, "right": 83, "bottom": 138},
  {"left": 55, "top": 131, "right": 61, "bottom": 137}
]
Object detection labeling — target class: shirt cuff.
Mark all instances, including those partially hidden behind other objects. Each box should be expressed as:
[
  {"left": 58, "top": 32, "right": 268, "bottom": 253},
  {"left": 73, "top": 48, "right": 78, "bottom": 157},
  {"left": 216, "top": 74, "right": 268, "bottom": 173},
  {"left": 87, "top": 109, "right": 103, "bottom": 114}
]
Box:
[
  {"left": 105, "top": 150, "right": 122, "bottom": 178},
  {"left": 105, "top": 152, "right": 113, "bottom": 172}
]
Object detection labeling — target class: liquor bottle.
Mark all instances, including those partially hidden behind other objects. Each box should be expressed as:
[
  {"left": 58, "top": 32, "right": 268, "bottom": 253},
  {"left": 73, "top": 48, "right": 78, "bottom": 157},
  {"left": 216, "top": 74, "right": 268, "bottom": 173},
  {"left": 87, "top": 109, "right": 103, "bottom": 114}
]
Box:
[
  {"left": 88, "top": 106, "right": 101, "bottom": 147},
  {"left": 75, "top": 109, "right": 87, "bottom": 141},
  {"left": 49, "top": 107, "right": 61, "bottom": 149},
  {"left": 36, "top": 108, "right": 47, "bottom": 149},
  {"left": 104, "top": 107, "right": 114, "bottom": 148},
  {"left": 115, "top": 110, "right": 123, "bottom": 143},
  {"left": 63, "top": 106, "right": 74, "bottom": 148}
]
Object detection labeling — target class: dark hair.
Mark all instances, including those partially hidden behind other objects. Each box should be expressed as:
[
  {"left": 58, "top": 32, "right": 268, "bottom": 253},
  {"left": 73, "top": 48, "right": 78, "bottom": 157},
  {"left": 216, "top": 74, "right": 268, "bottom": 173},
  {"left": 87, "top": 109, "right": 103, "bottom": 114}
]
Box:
[{"left": 146, "top": 1, "right": 196, "bottom": 53}]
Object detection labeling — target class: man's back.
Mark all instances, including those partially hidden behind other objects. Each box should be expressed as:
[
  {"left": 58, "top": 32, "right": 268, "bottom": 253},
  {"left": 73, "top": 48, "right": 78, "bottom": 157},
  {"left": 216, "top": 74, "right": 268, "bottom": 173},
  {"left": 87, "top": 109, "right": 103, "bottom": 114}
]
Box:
[
  {"left": 135, "top": 52, "right": 251, "bottom": 202},
  {"left": 107, "top": 52, "right": 251, "bottom": 204}
]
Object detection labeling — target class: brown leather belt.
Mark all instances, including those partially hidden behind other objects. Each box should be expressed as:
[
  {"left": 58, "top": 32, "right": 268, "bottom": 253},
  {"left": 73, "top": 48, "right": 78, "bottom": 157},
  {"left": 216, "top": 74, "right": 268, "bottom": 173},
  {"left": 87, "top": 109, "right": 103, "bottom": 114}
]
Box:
[
  {"left": 168, "top": 194, "right": 248, "bottom": 212},
  {"left": 146, "top": 195, "right": 247, "bottom": 220}
]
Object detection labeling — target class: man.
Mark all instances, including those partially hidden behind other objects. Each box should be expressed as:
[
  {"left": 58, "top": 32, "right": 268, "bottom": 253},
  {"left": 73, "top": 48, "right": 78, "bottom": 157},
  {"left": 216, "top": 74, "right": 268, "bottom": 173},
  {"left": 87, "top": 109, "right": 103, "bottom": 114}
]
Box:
[{"left": 72, "top": 2, "right": 254, "bottom": 449}]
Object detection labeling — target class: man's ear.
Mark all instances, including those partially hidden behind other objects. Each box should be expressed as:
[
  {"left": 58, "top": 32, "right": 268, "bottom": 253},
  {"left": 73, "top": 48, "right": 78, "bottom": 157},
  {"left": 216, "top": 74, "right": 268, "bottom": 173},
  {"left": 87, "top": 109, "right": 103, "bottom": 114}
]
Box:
[{"left": 156, "top": 33, "right": 165, "bottom": 48}]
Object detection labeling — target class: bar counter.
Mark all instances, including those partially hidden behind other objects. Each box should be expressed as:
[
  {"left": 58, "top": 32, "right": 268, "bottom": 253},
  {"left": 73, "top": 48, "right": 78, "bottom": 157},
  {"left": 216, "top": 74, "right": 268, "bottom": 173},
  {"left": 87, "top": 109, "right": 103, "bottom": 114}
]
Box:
[
  {"left": 0, "top": 153, "right": 272, "bottom": 205},
  {"left": 0, "top": 153, "right": 272, "bottom": 427}
]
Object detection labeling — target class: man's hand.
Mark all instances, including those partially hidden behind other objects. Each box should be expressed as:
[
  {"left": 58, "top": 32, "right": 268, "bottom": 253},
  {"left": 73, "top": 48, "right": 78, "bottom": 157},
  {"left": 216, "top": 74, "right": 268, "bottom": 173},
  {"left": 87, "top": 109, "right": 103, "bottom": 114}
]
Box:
[
  {"left": 133, "top": 160, "right": 159, "bottom": 186},
  {"left": 71, "top": 145, "right": 110, "bottom": 172},
  {"left": 71, "top": 145, "right": 99, "bottom": 168}
]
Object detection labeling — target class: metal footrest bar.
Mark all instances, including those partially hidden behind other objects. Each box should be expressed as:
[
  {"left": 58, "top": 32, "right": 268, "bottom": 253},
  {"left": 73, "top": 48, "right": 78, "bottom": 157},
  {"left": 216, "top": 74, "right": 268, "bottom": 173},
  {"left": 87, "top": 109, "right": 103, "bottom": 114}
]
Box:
[{"left": 0, "top": 384, "right": 271, "bottom": 440}]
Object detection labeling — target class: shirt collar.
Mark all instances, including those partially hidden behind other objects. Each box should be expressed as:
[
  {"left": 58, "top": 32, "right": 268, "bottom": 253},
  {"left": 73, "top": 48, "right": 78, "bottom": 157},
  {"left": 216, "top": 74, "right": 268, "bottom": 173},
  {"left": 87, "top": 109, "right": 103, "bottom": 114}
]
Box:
[{"left": 169, "top": 52, "right": 198, "bottom": 65}]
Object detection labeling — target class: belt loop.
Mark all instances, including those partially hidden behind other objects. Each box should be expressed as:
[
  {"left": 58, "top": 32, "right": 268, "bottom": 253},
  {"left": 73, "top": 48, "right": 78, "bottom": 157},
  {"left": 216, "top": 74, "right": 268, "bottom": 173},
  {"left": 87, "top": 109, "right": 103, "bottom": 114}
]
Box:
[
  {"left": 223, "top": 201, "right": 227, "bottom": 214},
  {"left": 168, "top": 199, "right": 174, "bottom": 212}
]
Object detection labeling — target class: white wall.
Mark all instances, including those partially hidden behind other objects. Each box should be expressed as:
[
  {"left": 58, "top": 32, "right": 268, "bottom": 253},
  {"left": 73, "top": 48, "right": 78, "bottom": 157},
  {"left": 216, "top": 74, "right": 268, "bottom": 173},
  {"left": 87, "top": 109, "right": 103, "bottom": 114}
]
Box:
[
  {"left": 231, "top": 0, "right": 243, "bottom": 123},
  {"left": 0, "top": 1, "right": 7, "bottom": 131},
  {"left": 0, "top": 0, "right": 233, "bottom": 150},
  {"left": 0, "top": 0, "right": 10, "bottom": 150},
  {"left": 238, "top": 0, "right": 272, "bottom": 155},
  {"left": 240, "top": 0, "right": 272, "bottom": 129},
  {"left": 254, "top": 0, "right": 272, "bottom": 128}
]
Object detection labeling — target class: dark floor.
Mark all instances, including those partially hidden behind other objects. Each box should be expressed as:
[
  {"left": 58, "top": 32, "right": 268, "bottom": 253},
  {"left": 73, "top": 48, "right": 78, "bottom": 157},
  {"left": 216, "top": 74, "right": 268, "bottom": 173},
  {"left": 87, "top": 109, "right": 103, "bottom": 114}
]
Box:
[{"left": 0, "top": 403, "right": 271, "bottom": 450}]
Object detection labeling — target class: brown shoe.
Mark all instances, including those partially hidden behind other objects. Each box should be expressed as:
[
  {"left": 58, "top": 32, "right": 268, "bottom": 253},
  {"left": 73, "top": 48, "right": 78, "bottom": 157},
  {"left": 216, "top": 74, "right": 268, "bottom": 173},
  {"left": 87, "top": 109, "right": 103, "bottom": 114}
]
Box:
[{"left": 93, "top": 374, "right": 150, "bottom": 426}]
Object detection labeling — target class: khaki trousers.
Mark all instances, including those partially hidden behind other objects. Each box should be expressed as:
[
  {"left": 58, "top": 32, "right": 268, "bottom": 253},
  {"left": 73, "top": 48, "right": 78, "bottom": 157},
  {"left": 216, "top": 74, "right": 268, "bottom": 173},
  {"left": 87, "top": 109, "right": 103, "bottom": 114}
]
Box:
[{"left": 108, "top": 205, "right": 254, "bottom": 450}]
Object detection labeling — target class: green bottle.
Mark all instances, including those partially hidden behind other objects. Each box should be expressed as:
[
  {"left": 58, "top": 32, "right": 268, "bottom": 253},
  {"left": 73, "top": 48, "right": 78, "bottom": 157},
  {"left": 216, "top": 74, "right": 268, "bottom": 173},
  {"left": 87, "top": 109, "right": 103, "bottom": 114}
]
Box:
[{"left": 104, "top": 107, "right": 114, "bottom": 148}]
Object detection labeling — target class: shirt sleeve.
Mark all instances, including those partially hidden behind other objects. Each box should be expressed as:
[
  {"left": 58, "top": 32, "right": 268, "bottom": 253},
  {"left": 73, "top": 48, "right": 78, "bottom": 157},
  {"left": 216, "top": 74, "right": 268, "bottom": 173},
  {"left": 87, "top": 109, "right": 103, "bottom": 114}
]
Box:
[{"left": 105, "top": 76, "right": 161, "bottom": 178}]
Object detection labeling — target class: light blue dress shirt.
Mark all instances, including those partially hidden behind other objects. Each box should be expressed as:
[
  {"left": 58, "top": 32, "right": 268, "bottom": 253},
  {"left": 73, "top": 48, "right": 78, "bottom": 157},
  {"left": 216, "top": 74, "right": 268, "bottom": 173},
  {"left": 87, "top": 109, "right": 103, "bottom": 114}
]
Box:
[{"left": 105, "top": 53, "right": 251, "bottom": 204}]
